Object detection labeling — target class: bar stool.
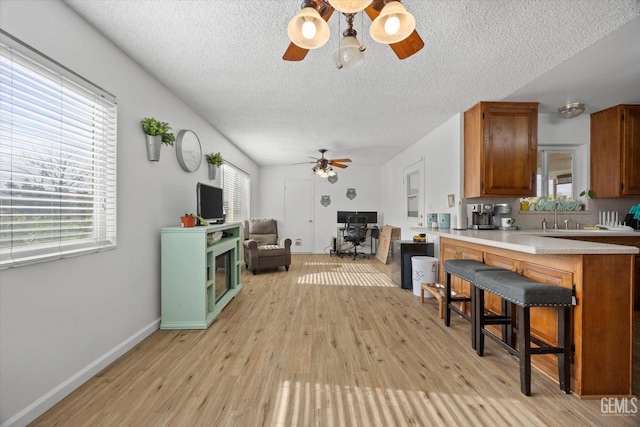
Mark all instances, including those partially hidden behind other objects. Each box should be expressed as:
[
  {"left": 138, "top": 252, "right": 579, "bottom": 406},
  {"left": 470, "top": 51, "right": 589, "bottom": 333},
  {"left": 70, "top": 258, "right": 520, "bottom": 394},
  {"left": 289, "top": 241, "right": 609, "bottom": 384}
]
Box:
[
  {"left": 474, "top": 269, "right": 573, "bottom": 396},
  {"left": 443, "top": 260, "right": 504, "bottom": 349}
]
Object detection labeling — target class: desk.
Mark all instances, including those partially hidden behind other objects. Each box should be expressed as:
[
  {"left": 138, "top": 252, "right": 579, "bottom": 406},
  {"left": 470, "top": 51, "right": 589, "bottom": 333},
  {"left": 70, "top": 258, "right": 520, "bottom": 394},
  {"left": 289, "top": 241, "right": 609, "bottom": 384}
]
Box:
[{"left": 331, "top": 225, "right": 378, "bottom": 257}]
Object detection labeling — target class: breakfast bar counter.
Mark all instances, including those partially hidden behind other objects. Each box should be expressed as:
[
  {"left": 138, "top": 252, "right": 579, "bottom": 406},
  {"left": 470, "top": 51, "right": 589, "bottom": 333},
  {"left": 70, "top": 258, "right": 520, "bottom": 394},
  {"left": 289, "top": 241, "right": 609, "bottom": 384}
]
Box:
[{"left": 412, "top": 228, "right": 637, "bottom": 398}]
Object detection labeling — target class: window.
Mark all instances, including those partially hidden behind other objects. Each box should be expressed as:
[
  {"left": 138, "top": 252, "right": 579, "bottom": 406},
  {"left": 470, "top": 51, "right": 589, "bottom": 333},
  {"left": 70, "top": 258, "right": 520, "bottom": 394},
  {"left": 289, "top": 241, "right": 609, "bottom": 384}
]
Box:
[
  {"left": 537, "top": 147, "right": 578, "bottom": 200},
  {"left": 0, "top": 31, "right": 117, "bottom": 269},
  {"left": 221, "top": 162, "right": 249, "bottom": 223},
  {"left": 404, "top": 160, "right": 423, "bottom": 223}
]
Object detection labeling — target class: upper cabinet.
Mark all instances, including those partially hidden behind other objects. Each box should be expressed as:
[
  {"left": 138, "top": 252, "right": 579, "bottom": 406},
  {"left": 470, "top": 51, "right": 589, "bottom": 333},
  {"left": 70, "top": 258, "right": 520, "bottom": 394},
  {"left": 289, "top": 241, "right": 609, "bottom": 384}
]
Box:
[
  {"left": 464, "top": 101, "right": 539, "bottom": 197},
  {"left": 590, "top": 104, "right": 640, "bottom": 197}
]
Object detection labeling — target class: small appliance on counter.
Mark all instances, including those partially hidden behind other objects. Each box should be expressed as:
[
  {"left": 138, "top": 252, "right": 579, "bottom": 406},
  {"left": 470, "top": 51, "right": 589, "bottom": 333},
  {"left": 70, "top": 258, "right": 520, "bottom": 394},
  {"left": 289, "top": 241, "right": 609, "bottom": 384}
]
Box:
[
  {"left": 468, "top": 203, "right": 495, "bottom": 230},
  {"left": 493, "top": 203, "right": 517, "bottom": 231}
]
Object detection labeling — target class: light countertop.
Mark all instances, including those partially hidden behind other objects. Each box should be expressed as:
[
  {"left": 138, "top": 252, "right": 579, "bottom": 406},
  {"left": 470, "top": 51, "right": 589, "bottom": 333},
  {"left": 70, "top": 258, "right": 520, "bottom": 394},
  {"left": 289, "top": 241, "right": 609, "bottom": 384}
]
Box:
[{"left": 410, "top": 228, "right": 639, "bottom": 255}]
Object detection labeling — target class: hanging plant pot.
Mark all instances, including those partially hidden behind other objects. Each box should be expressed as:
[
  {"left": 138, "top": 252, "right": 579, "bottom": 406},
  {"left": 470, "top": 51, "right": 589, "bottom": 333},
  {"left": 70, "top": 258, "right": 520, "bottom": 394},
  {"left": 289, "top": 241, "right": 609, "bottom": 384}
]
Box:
[
  {"left": 145, "top": 134, "right": 162, "bottom": 161},
  {"left": 208, "top": 163, "right": 218, "bottom": 180}
]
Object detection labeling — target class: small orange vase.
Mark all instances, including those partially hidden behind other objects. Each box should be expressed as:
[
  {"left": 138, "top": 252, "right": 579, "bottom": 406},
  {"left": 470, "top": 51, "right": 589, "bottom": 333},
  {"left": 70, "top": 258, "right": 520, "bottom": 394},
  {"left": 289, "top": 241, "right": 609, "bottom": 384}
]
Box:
[{"left": 180, "top": 216, "right": 197, "bottom": 228}]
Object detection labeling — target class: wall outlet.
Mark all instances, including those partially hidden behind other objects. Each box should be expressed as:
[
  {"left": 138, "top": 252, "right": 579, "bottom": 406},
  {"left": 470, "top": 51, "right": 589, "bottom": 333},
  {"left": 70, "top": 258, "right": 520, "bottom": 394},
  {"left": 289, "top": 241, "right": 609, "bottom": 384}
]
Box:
[{"left": 295, "top": 239, "right": 302, "bottom": 246}]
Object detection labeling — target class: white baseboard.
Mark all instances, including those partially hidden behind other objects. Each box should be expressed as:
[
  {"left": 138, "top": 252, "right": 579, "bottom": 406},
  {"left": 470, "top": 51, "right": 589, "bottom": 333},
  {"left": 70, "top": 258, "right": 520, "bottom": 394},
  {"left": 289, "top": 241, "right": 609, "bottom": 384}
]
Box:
[{"left": 1, "top": 319, "right": 160, "bottom": 427}]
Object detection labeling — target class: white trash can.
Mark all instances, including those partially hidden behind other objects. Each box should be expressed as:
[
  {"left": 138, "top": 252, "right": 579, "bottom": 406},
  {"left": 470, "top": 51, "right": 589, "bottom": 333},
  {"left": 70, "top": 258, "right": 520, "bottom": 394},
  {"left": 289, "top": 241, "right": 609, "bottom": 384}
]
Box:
[{"left": 411, "top": 256, "right": 439, "bottom": 297}]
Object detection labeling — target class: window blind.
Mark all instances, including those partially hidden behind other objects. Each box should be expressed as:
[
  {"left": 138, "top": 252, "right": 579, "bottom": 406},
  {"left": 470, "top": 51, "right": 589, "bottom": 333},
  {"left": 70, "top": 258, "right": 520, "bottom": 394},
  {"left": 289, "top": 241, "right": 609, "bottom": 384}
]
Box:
[
  {"left": 0, "top": 31, "right": 117, "bottom": 269},
  {"left": 221, "top": 162, "right": 249, "bottom": 223}
]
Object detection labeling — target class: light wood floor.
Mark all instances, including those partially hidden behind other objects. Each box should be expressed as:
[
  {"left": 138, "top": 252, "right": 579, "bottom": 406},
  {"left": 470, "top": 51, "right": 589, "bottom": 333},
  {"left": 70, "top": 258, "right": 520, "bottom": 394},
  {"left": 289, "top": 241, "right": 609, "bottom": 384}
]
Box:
[{"left": 33, "top": 254, "right": 638, "bottom": 426}]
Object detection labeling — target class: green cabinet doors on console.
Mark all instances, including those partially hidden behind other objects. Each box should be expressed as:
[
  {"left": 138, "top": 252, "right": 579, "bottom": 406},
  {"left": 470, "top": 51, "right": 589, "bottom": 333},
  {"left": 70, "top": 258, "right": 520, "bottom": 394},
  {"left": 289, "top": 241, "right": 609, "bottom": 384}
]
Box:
[{"left": 160, "top": 222, "right": 242, "bottom": 329}]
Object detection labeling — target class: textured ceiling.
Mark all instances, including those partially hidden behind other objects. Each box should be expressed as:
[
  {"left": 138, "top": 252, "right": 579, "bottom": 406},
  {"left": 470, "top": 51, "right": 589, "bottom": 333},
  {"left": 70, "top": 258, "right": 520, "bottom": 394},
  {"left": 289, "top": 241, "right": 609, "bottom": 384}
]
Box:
[{"left": 63, "top": 0, "right": 640, "bottom": 166}]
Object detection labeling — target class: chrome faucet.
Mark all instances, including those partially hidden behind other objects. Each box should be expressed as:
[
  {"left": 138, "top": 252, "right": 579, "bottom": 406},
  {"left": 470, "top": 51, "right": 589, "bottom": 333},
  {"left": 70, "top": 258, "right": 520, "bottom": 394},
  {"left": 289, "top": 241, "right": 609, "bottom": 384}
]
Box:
[
  {"left": 553, "top": 200, "right": 562, "bottom": 230},
  {"left": 564, "top": 218, "right": 572, "bottom": 230}
]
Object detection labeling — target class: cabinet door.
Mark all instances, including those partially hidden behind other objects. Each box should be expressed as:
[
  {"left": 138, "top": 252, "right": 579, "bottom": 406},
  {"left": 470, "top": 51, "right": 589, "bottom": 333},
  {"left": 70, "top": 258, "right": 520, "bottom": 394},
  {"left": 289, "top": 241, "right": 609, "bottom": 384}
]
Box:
[
  {"left": 483, "top": 104, "right": 537, "bottom": 196},
  {"left": 483, "top": 253, "right": 519, "bottom": 315},
  {"left": 521, "top": 261, "right": 573, "bottom": 346},
  {"left": 622, "top": 106, "right": 640, "bottom": 196},
  {"left": 439, "top": 242, "right": 481, "bottom": 309}
]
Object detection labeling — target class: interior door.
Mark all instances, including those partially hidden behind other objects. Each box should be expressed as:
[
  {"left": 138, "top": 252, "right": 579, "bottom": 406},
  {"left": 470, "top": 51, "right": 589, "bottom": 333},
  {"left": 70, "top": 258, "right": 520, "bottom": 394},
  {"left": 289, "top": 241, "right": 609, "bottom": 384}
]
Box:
[{"left": 284, "top": 179, "right": 314, "bottom": 253}]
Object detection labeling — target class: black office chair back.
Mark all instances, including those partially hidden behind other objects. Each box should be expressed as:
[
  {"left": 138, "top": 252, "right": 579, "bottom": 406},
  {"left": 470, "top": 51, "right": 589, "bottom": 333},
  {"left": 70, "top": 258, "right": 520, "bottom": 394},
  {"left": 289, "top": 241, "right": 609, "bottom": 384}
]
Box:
[{"left": 345, "top": 215, "right": 367, "bottom": 244}]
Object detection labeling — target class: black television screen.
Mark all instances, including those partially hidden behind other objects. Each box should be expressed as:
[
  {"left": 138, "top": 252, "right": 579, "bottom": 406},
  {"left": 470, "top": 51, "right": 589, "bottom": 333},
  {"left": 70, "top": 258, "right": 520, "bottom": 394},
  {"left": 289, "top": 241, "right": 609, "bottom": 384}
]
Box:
[
  {"left": 197, "top": 183, "right": 224, "bottom": 222},
  {"left": 358, "top": 211, "right": 378, "bottom": 224},
  {"left": 337, "top": 211, "right": 357, "bottom": 224}
]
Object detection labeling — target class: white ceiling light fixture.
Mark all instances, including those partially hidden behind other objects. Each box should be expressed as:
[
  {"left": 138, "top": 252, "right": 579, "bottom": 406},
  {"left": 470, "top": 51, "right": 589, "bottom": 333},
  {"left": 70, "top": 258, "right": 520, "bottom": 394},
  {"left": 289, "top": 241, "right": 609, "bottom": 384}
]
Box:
[
  {"left": 558, "top": 102, "right": 586, "bottom": 119},
  {"left": 287, "top": 1, "right": 331, "bottom": 50},
  {"left": 369, "top": 1, "right": 415, "bottom": 44},
  {"left": 328, "top": 0, "right": 373, "bottom": 13}
]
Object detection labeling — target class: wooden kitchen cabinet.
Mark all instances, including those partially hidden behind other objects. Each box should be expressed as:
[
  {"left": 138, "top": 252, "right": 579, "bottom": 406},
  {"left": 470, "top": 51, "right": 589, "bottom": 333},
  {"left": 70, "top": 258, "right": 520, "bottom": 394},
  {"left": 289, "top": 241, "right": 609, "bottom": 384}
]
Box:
[
  {"left": 439, "top": 240, "right": 483, "bottom": 312},
  {"left": 590, "top": 104, "right": 640, "bottom": 197},
  {"left": 464, "top": 101, "right": 538, "bottom": 197}
]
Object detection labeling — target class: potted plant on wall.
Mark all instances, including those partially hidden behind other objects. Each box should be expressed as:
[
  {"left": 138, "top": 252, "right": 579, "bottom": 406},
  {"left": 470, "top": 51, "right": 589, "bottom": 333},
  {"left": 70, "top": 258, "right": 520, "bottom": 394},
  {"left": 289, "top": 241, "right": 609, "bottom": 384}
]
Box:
[
  {"left": 140, "top": 117, "right": 176, "bottom": 161},
  {"left": 205, "top": 152, "right": 223, "bottom": 180}
]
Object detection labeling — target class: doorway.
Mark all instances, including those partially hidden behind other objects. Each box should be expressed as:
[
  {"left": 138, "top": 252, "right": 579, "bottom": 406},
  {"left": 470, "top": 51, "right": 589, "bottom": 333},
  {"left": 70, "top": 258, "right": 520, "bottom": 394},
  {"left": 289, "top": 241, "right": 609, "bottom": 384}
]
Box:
[{"left": 284, "top": 179, "right": 314, "bottom": 253}]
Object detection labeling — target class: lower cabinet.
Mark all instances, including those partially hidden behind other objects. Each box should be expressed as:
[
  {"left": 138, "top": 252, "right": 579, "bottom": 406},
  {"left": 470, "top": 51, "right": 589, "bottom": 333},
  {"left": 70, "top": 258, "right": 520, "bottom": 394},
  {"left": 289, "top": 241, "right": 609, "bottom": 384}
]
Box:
[
  {"left": 439, "top": 237, "right": 633, "bottom": 398},
  {"left": 161, "top": 222, "right": 242, "bottom": 329},
  {"left": 440, "top": 241, "right": 483, "bottom": 313}
]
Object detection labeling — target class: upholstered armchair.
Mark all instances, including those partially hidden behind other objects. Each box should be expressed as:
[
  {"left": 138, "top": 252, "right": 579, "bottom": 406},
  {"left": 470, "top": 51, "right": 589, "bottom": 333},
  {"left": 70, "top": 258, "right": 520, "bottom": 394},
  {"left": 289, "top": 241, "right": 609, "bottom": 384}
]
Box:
[{"left": 243, "top": 218, "right": 291, "bottom": 275}]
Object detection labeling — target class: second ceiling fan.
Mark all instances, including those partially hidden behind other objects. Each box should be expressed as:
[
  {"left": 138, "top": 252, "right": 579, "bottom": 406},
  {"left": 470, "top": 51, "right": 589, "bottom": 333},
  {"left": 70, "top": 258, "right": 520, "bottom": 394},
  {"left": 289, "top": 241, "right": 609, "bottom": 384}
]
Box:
[
  {"left": 283, "top": 0, "right": 424, "bottom": 62},
  {"left": 297, "top": 149, "right": 351, "bottom": 177}
]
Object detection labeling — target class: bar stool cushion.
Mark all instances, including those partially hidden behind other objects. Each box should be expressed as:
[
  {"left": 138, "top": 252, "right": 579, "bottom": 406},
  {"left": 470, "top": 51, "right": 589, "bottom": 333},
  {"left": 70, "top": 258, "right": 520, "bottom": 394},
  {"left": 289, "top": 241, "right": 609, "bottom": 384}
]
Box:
[
  {"left": 474, "top": 270, "right": 572, "bottom": 307},
  {"left": 443, "top": 259, "right": 503, "bottom": 282}
]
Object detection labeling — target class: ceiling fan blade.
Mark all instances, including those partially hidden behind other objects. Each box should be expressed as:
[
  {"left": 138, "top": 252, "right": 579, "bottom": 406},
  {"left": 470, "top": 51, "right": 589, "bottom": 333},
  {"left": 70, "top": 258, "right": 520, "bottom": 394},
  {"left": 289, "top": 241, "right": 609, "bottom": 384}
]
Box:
[
  {"left": 365, "top": 1, "right": 424, "bottom": 60},
  {"left": 328, "top": 158, "right": 352, "bottom": 163},
  {"left": 283, "top": 43, "right": 310, "bottom": 61},
  {"left": 283, "top": 1, "right": 335, "bottom": 61},
  {"left": 364, "top": 1, "right": 383, "bottom": 20},
  {"left": 330, "top": 163, "right": 349, "bottom": 169},
  {"left": 390, "top": 30, "right": 424, "bottom": 60}
]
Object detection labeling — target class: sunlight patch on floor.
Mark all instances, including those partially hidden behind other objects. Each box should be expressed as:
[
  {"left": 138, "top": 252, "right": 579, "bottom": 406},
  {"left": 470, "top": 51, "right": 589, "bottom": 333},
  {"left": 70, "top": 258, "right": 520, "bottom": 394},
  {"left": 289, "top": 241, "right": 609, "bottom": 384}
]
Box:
[
  {"left": 296, "top": 271, "right": 395, "bottom": 287},
  {"left": 297, "top": 261, "right": 394, "bottom": 287},
  {"left": 272, "top": 380, "right": 547, "bottom": 427}
]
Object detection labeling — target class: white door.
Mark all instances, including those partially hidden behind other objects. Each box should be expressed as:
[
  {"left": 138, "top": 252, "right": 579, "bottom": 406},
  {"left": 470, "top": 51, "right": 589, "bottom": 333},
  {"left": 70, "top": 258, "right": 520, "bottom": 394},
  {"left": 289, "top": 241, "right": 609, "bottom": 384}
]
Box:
[{"left": 284, "top": 179, "right": 314, "bottom": 253}]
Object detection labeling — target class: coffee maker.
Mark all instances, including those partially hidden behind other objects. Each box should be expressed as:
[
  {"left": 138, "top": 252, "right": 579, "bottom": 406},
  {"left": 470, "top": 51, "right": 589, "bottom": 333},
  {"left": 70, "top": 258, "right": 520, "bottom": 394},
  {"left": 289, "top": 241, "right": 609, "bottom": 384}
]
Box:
[
  {"left": 493, "top": 203, "right": 516, "bottom": 230},
  {"left": 468, "top": 203, "right": 495, "bottom": 230}
]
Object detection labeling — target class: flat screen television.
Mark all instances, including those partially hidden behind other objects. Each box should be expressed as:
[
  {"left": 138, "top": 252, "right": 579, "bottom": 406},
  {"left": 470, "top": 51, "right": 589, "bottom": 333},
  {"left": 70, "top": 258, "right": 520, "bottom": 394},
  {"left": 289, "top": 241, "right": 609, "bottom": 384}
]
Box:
[
  {"left": 197, "top": 182, "right": 225, "bottom": 223},
  {"left": 358, "top": 211, "right": 378, "bottom": 224},
  {"left": 337, "top": 210, "right": 377, "bottom": 224}
]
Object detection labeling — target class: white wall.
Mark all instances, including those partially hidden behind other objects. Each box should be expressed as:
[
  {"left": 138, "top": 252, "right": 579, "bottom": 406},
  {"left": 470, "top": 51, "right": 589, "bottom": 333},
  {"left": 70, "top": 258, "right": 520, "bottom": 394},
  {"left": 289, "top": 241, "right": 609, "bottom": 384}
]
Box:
[
  {"left": 381, "top": 114, "right": 463, "bottom": 239},
  {"left": 258, "top": 165, "right": 382, "bottom": 254},
  {"left": 0, "top": 1, "right": 258, "bottom": 425}
]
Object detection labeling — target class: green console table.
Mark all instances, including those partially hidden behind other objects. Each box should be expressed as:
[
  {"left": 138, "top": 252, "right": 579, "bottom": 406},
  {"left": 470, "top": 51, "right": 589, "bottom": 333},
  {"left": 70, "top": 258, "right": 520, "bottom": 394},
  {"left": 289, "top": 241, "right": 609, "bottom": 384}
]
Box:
[{"left": 160, "top": 222, "right": 242, "bottom": 329}]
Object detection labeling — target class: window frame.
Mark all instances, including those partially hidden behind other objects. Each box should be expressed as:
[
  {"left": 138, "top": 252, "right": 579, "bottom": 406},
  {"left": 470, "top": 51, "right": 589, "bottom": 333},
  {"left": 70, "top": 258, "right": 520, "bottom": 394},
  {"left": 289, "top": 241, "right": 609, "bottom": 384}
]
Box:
[
  {"left": 537, "top": 145, "right": 580, "bottom": 201},
  {"left": 0, "top": 30, "right": 117, "bottom": 269},
  {"left": 221, "top": 162, "right": 250, "bottom": 223}
]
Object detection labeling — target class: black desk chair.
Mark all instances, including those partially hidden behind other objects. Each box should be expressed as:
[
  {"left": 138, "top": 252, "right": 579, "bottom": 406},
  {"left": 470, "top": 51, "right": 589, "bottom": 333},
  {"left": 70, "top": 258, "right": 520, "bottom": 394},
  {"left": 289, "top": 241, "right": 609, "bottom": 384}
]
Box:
[{"left": 343, "top": 215, "right": 367, "bottom": 260}]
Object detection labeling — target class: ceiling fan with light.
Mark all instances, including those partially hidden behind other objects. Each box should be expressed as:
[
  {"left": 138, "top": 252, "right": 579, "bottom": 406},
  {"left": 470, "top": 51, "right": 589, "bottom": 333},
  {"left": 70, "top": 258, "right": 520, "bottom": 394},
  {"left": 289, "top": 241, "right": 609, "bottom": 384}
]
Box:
[
  {"left": 296, "top": 149, "right": 352, "bottom": 177},
  {"left": 283, "top": 0, "right": 424, "bottom": 67}
]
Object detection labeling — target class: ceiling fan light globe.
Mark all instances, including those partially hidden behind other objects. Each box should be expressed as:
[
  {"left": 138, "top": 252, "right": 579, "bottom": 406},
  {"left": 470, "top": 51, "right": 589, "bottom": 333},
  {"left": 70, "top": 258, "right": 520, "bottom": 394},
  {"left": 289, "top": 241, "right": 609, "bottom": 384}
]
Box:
[
  {"left": 333, "top": 35, "right": 365, "bottom": 69},
  {"left": 327, "top": 0, "right": 373, "bottom": 13},
  {"left": 287, "top": 7, "right": 330, "bottom": 49},
  {"left": 370, "top": 2, "right": 415, "bottom": 44},
  {"left": 384, "top": 16, "right": 400, "bottom": 35},
  {"left": 301, "top": 20, "right": 317, "bottom": 39}
]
